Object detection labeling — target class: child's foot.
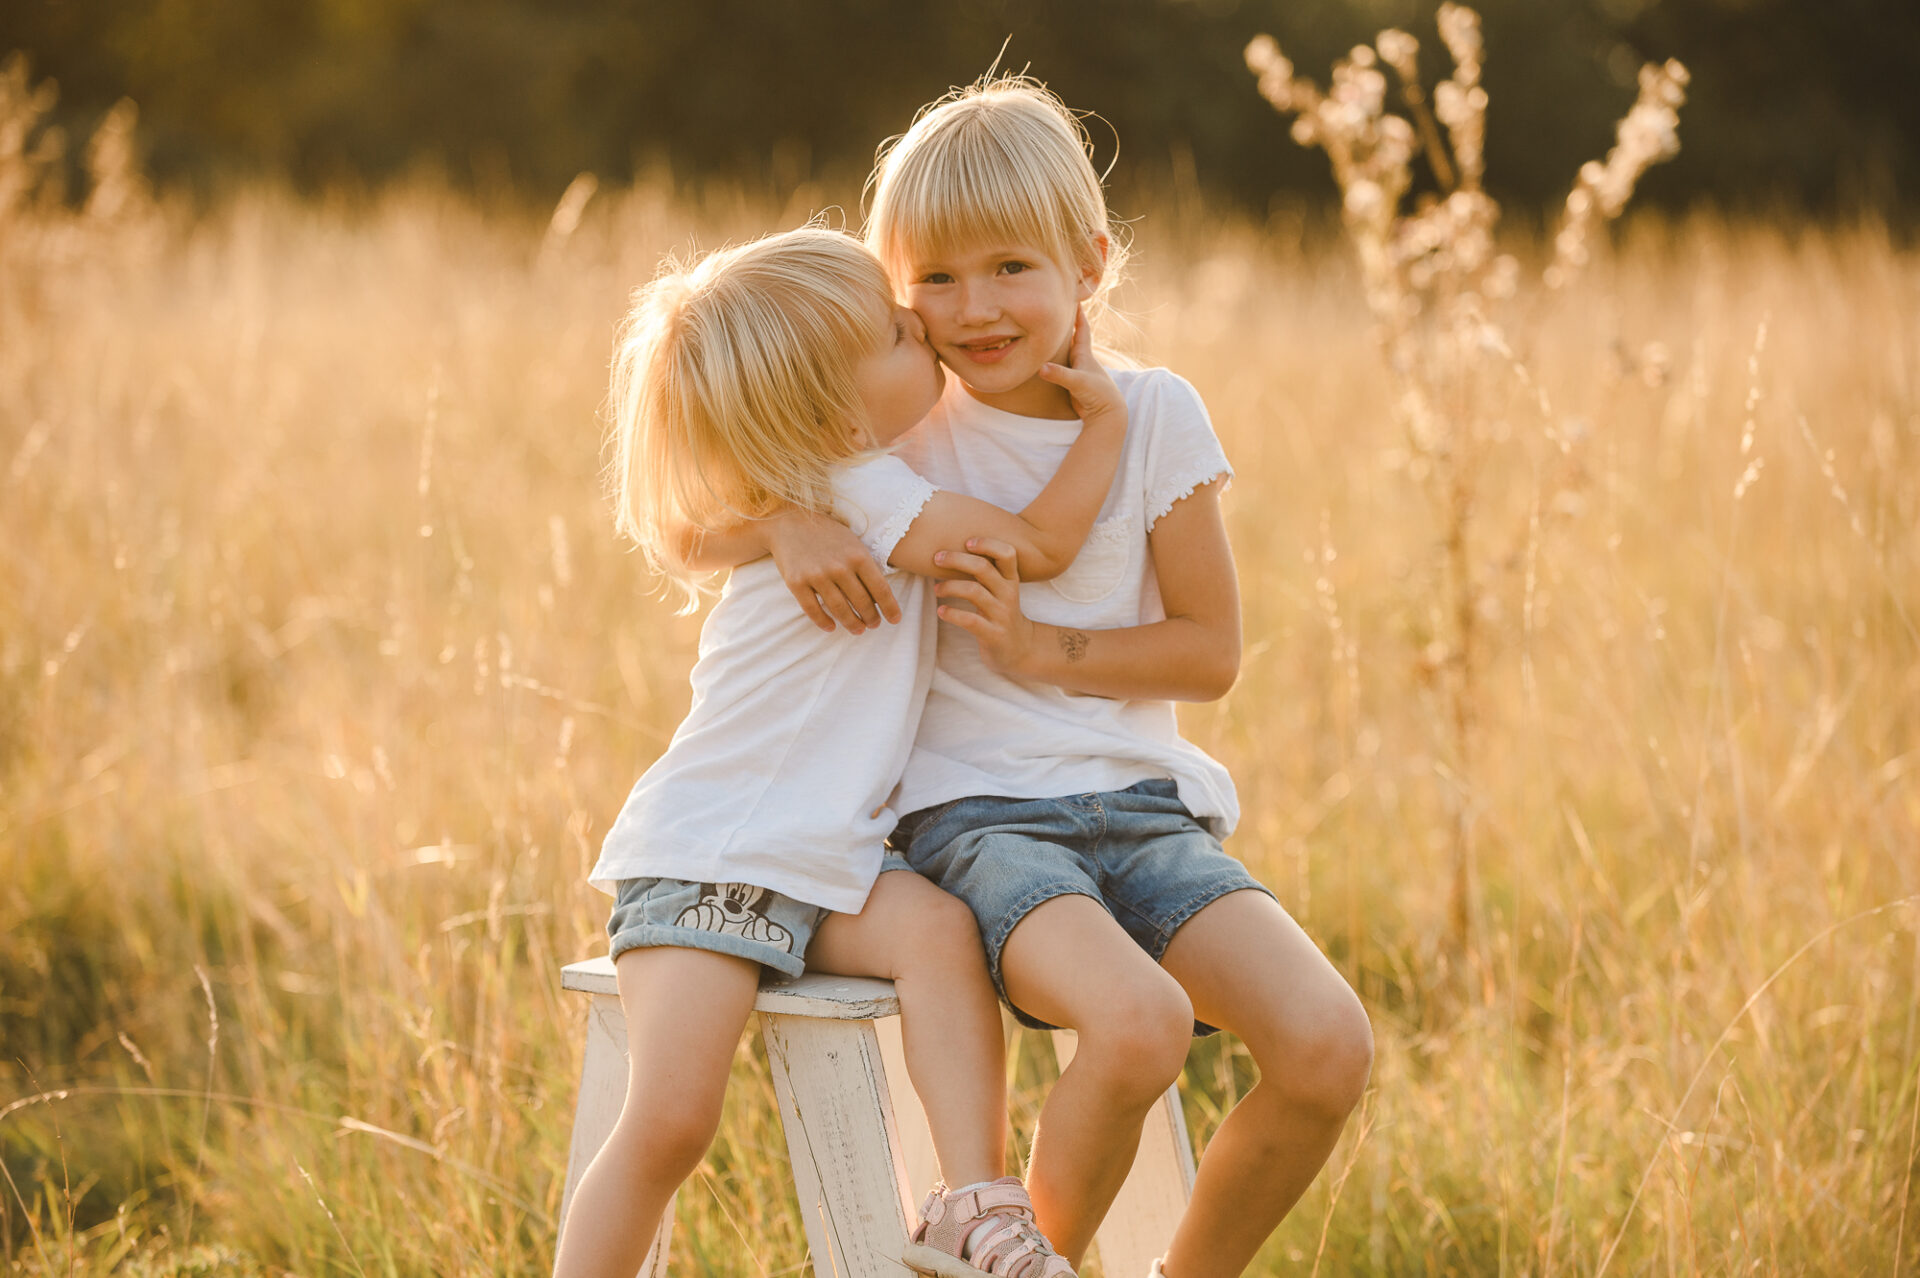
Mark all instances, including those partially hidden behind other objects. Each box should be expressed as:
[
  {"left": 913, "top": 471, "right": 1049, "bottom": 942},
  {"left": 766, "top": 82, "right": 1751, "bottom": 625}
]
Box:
[{"left": 903, "top": 1177, "right": 1076, "bottom": 1278}]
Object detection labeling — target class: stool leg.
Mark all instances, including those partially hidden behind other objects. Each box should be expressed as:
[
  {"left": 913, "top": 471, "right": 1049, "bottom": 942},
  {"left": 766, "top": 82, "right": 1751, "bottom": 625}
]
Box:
[
  {"left": 556, "top": 992, "right": 673, "bottom": 1278},
  {"left": 1050, "top": 1030, "right": 1195, "bottom": 1278},
  {"left": 761, "top": 1012, "right": 914, "bottom": 1277}
]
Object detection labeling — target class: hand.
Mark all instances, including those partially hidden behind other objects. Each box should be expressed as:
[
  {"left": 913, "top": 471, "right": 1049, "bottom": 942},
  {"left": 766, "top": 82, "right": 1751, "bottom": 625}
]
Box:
[
  {"left": 767, "top": 509, "right": 901, "bottom": 633},
  {"left": 1036, "top": 307, "right": 1124, "bottom": 432},
  {"left": 933, "top": 538, "right": 1034, "bottom": 675}
]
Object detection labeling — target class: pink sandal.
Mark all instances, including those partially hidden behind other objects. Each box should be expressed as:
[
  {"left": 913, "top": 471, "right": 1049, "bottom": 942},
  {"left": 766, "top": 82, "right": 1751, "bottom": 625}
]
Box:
[{"left": 902, "top": 1177, "right": 1076, "bottom": 1278}]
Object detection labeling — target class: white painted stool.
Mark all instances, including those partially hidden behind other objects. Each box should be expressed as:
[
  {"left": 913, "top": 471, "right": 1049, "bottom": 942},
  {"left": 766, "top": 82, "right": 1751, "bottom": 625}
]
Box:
[{"left": 557, "top": 955, "right": 1196, "bottom": 1277}]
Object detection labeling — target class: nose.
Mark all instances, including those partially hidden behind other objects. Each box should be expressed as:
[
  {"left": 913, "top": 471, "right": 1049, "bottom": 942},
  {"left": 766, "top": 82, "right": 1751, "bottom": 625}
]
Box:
[
  {"left": 955, "top": 279, "right": 996, "bottom": 325},
  {"left": 899, "top": 305, "right": 929, "bottom": 344}
]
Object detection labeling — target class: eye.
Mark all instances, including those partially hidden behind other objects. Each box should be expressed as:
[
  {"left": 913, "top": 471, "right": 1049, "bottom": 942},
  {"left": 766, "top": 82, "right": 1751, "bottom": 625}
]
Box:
[
  {"left": 918, "top": 271, "right": 953, "bottom": 285},
  {"left": 1000, "top": 260, "right": 1031, "bottom": 275},
  {"left": 892, "top": 321, "right": 906, "bottom": 345}
]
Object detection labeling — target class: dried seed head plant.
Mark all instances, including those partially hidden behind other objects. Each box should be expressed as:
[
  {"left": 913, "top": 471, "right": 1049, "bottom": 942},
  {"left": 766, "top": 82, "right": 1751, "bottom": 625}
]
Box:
[
  {"left": 0, "top": 53, "right": 65, "bottom": 228},
  {"left": 1245, "top": 7, "right": 1687, "bottom": 964},
  {"left": 1548, "top": 59, "right": 1690, "bottom": 290},
  {"left": 1, "top": 54, "right": 160, "bottom": 284}
]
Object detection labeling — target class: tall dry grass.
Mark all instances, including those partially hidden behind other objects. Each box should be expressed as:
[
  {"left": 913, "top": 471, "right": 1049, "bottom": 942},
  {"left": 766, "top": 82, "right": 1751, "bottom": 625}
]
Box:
[{"left": 3, "top": 57, "right": 1918, "bottom": 1278}]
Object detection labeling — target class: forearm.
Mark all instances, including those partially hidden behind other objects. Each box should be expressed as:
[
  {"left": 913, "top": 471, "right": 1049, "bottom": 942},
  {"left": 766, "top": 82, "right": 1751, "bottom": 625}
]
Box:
[
  {"left": 1012, "top": 418, "right": 1125, "bottom": 577},
  {"left": 935, "top": 480, "right": 1240, "bottom": 700},
  {"left": 672, "top": 518, "right": 773, "bottom": 572},
  {"left": 1013, "top": 615, "right": 1239, "bottom": 702}
]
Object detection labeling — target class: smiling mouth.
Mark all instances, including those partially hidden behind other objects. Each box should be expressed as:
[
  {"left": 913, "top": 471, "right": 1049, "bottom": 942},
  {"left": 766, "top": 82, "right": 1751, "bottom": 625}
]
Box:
[{"left": 957, "top": 336, "right": 1019, "bottom": 361}]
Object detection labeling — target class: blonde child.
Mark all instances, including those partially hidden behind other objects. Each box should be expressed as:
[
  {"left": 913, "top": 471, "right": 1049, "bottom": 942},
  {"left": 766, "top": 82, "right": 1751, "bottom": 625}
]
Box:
[
  {"left": 553, "top": 228, "right": 1123, "bottom": 1278},
  {"left": 737, "top": 82, "right": 1375, "bottom": 1277}
]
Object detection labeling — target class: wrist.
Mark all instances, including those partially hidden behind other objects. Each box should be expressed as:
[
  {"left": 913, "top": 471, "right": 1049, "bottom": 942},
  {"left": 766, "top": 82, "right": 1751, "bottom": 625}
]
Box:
[
  {"left": 762, "top": 508, "right": 811, "bottom": 555},
  {"left": 1018, "top": 622, "right": 1086, "bottom": 682},
  {"left": 1008, "top": 623, "right": 1049, "bottom": 680}
]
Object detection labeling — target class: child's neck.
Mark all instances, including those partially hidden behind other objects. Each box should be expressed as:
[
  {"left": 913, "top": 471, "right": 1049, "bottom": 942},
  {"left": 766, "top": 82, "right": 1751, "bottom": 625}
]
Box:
[{"left": 958, "top": 377, "right": 1078, "bottom": 421}]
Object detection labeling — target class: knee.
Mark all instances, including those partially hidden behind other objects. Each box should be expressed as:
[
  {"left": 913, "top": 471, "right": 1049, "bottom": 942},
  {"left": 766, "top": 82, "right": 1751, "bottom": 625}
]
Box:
[
  {"left": 920, "top": 890, "right": 988, "bottom": 964},
  {"left": 1266, "top": 993, "right": 1373, "bottom": 1120},
  {"left": 889, "top": 888, "right": 988, "bottom": 984},
  {"left": 617, "top": 1088, "right": 723, "bottom": 1183},
  {"left": 1075, "top": 977, "right": 1195, "bottom": 1104}
]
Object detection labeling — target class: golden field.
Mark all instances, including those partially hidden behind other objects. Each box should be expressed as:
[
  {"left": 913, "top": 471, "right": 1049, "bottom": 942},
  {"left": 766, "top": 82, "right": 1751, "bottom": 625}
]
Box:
[{"left": 2, "top": 165, "right": 1917, "bottom": 1275}]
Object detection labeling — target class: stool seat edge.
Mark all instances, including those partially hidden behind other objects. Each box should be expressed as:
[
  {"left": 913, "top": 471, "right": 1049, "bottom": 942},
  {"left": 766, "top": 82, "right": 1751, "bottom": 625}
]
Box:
[{"left": 561, "top": 956, "right": 902, "bottom": 1018}]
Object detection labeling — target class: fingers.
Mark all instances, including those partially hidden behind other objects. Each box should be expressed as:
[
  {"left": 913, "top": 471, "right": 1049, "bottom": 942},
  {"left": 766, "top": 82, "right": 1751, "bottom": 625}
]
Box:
[
  {"left": 967, "top": 537, "right": 1019, "bottom": 575},
  {"left": 934, "top": 540, "right": 1029, "bottom": 672},
  {"left": 1045, "top": 307, "right": 1093, "bottom": 372},
  {"left": 1068, "top": 304, "right": 1093, "bottom": 365},
  {"left": 791, "top": 582, "right": 838, "bottom": 632},
  {"left": 933, "top": 578, "right": 997, "bottom": 611},
  {"left": 934, "top": 547, "right": 1019, "bottom": 595},
  {"left": 789, "top": 557, "right": 902, "bottom": 635},
  {"left": 813, "top": 570, "right": 886, "bottom": 633},
  {"left": 816, "top": 585, "right": 870, "bottom": 633},
  {"left": 935, "top": 602, "right": 994, "bottom": 639},
  {"left": 1038, "top": 309, "right": 1108, "bottom": 397},
  {"left": 855, "top": 558, "right": 903, "bottom": 625}
]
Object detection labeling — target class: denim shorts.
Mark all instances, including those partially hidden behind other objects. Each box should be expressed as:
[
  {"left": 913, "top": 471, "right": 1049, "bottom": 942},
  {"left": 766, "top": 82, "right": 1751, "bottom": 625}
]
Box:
[
  {"left": 607, "top": 855, "right": 915, "bottom": 980},
  {"left": 892, "top": 778, "right": 1274, "bottom": 1033}
]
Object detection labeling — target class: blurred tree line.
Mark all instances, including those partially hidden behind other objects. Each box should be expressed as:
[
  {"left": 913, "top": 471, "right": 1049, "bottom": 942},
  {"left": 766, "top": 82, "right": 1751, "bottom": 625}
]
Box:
[{"left": 4, "top": 0, "right": 1915, "bottom": 218}]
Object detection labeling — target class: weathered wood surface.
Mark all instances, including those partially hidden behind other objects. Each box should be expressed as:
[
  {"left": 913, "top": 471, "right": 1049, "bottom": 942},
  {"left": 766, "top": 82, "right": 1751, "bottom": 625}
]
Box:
[
  {"left": 558, "top": 960, "right": 1197, "bottom": 1277},
  {"left": 762, "top": 1011, "right": 915, "bottom": 1277},
  {"left": 561, "top": 957, "right": 902, "bottom": 1019}
]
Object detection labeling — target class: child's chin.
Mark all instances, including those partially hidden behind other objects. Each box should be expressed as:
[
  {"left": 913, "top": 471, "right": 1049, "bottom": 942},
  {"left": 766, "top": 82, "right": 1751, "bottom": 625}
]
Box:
[{"left": 955, "top": 365, "right": 1034, "bottom": 395}]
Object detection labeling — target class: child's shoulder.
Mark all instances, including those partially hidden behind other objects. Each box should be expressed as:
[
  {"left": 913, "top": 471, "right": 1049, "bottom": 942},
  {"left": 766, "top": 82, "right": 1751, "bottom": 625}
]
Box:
[
  {"left": 829, "top": 451, "right": 938, "bottom": 561},
  {"left": 833, "top": 449, "right": 922, "bottom": 483},
  {"left": 1107, "top": 367, "right": 1219, "bottom": 456},
  {"left": 1110, "top": 365, "right": 1211, "bottom": 420},
  {"left": 1109, "top": 367, "right": 1232, "bottom": 524},
  {"left": 830, "top": 450, "right": 935, "bottom": 510}
]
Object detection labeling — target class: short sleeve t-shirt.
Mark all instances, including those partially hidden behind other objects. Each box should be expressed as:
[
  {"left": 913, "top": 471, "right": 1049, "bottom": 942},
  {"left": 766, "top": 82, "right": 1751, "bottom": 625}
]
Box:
[
  {"left": 888, "top": 367, "right": 1240, "bottom": 834},
  {"left": 588, "top": 454, "right": 939, "bottom": 912}
]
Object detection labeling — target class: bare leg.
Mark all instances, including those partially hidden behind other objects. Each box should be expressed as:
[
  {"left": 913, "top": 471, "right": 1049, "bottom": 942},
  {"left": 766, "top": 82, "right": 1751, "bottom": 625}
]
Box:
[
  {"left": 998, "top": 895, "right": 1197, "bottom": 1266},
  {"left": 808, "top": 870, "right": 1005, "bottom": 1187},
  {"left": 1157, "top": 890, "right": 1372, "bottom": 1278},
  {"left": 552, "top": 947, "right": 761, "bottom": 1278}
]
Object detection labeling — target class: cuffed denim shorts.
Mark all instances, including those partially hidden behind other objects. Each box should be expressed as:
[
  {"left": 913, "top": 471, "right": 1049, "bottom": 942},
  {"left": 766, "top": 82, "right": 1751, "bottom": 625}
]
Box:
[
  {"left": 891, "top": 778, "right": 1274, "bottom": 1033},
  {"left": 607, "top": 855, "right": 914, "bottom": 980}
]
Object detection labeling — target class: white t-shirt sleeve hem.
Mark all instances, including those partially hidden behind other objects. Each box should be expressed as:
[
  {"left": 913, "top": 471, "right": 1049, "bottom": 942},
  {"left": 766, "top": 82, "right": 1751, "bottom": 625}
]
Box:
[
  {"left": 1139, "top": 369, "right": 1234, "bottom": 531},
  {"left": 832, "top": 454, "right": 941, "bottom": 564},
  {"left": 1146, "top": 464, "right": 1232, "bottom": 530},
  {"left": 868, "top": 473, "right": 938, "bottom": 564}
]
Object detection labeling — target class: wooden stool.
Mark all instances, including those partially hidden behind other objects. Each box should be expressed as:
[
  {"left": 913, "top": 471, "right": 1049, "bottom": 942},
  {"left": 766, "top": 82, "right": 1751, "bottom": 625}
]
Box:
[{"left": 557, "top": 955, "right": 1195, "bottom": 1277}]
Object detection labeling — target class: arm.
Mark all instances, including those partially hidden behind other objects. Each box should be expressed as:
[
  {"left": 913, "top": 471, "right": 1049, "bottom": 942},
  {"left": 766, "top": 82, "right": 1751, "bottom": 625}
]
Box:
[
  {"left": 672, "top": 307, "right": 1119, "bottom": 623},
  {"left": 670, "top": 509, "right": 902, "bottom": 634},
  {"left": 888, "top": 309, "right": 1125, "bottom": 582},
  {"left": 933, "top": 477, "right": 1241, "bottom": 702}
]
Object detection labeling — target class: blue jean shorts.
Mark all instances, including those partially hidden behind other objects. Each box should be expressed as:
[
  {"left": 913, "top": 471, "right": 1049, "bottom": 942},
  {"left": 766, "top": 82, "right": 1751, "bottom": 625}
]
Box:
[
  {"left": 891, "top": 778, "right": 1274, "bottom": 1033},
  {"left": 607, "top": 856, "right": 914, "bottom": 980}
]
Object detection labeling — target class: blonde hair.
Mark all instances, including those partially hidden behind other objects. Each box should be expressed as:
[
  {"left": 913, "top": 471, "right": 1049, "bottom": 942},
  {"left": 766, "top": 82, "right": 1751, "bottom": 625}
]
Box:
[
  {"left": 864, "top": 75, "right": 1128, "bottom": 317},
  {"left": 607, "top": 227, "right": 892, "bottom": 605}
]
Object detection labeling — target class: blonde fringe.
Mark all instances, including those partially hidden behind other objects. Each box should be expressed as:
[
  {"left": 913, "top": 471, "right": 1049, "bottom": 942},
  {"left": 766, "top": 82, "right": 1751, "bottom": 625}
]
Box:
[{"left": 864, "top": 73, "right": 1129, "bottom": 326}]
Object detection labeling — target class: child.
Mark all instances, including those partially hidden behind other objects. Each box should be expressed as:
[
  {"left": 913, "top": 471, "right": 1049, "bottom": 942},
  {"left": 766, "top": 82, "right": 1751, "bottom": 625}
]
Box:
[
  {"left": 552, "top": 227, "right": 1122, "bottom": 1278},
  {"left": 746, "top": 81, "right": 1375, "bottom": 1276}
]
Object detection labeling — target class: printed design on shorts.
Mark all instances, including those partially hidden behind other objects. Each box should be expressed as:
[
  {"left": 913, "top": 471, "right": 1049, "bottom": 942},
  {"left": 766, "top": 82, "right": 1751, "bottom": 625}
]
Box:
[{"left": 675, "top": 883, "right": 796, "bottom": 953}]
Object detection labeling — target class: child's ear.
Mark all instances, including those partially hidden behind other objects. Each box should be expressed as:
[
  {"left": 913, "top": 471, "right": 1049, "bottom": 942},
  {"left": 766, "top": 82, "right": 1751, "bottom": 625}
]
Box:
[{"left": 1075, "top": 232, "right": 1110, "bottom": 302}]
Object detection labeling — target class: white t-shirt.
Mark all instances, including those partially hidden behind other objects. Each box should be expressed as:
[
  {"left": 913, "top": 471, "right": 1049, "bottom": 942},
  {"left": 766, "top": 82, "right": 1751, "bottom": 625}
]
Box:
[
  {"left": 589, "top": 455, "right": 939, "bottom": 912},
  {"left": 889, "top": 367, "right": 1240, "bottom": 835}
]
